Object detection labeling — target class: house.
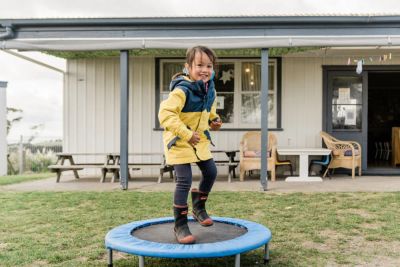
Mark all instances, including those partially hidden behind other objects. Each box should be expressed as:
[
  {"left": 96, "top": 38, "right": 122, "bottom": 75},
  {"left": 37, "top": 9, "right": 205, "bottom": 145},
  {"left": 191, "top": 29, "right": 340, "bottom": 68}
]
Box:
[{"left": 2, "top": 2, "right": 400, "bottom": 188}]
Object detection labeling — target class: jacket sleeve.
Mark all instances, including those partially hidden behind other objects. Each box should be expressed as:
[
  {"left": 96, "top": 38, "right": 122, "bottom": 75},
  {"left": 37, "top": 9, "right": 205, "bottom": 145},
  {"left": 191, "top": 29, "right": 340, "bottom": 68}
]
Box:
[
  {"left": 158, "top": 88, "right": 193, "bottom": 142},
  {"left": 209, "top": 97, "right": 220, "bottom": 123}
]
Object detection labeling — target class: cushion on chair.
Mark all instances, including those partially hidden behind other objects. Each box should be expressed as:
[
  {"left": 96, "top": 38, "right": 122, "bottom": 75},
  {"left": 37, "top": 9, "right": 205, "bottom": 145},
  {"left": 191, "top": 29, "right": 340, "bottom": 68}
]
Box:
[
  {"left": 344, "top": 150, "right": 360, "bottom": 156},
  {"left": 243, "top": 150, "right": 260, "bottom": 157},
  {"left": 243, "top": 150, "right": 271, "bottom": 158},
  {"left": 275, "top": 160, "right": 291, "bottom": 165},
  {"left": 332, "top": 149, "right": 360, "bottom": 156}
]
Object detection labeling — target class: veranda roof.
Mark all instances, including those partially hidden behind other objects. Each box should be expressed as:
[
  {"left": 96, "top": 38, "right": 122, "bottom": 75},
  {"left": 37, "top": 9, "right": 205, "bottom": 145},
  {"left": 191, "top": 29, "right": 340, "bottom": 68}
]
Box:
[{"left": 2, "top": 16, "right": 400, "bottom": 50}]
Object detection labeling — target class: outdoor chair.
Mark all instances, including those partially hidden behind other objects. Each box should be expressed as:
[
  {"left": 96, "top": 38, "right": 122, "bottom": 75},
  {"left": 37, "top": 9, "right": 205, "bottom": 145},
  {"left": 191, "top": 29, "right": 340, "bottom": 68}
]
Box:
[
  {"left": 239, "top": 131, "right": 293, "bottom": 181},
  {"left": 309, "top": 154, "right": 331, "bottom": 177},
  {"left": 320, "top": 131, "right": 362, "bottom": 179}
]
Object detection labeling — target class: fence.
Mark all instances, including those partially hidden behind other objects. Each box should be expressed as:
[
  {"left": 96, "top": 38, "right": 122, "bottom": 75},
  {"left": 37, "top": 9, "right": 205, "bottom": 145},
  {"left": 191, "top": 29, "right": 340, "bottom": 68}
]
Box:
[{"left": 7, "top": 136, "right": 62, "bottom": 175}]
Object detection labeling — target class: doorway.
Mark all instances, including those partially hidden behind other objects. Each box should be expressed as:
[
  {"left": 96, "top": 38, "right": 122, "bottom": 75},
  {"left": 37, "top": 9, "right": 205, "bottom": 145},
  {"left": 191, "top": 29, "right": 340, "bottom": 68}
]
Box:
[
  {"left": 323, "top": 66, "right": 400, "bottom": 174},
  {"left": 368, "top": 72, "right": 400, "bottom": 169},
  {"left": 324, "top": 70, "right": 368, "bottom": 170}
]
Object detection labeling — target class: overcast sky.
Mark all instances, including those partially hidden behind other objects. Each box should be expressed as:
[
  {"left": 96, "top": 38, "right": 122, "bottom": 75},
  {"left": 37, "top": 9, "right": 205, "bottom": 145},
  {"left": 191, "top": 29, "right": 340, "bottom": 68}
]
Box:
[
  {"left": 1, "top": 0, "right": 400, "bottom": 142},
  {"left": 0, "top": 51, "right": 65, "bottom": 142}
]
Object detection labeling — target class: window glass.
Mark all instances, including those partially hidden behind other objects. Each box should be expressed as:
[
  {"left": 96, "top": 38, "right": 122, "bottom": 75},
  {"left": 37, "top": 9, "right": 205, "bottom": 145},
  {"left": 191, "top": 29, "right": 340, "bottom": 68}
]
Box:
[
  {"left": 332, "top": 105, "right": 362, "bottom": 130},
  {"left": 241, "top": 62, "right": 276, "bottom": 127},
  {"left": 216, "top": 93, "right": 234, "bottom": 123},
  {"left": 241, "top": 94, "right": 275, "bottom": 125},
  {"left": 214, "top": 63, "right": 235, "bottom": 123},
  {"left": 162, "top": 62, "right": 183, "bottom": 92},
  {"left": 331, "top": 76, "right": 362, "bottom": 130},
  {"left": 332, "top": 77, "right": 362, "bottom": 104},
  {"left": 214, "top": 63, "right": 235, "bottom": 92}
]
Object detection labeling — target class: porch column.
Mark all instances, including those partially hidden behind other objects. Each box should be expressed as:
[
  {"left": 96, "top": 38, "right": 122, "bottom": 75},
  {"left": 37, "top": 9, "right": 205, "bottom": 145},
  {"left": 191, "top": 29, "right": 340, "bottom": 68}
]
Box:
[
  {"left": 260, "top": 48, "right": 269, "bottom": 191},
  {"left": 120, "top": 51, "right": 129, "bottom": 190},
  {"left": 0, "top": 82, "right": 7, "bottom": 176}
]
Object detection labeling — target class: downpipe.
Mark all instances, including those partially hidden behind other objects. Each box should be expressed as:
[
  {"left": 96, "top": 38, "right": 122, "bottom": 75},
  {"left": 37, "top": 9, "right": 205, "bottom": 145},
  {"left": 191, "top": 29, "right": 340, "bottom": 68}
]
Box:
[{"left": 0, "top": 26, "right": 14, "bottom": 40}]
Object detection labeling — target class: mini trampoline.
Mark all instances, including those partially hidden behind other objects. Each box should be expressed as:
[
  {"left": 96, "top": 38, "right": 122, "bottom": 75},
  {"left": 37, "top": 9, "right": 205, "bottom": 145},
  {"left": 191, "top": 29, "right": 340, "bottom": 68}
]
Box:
[{"left": 105, "top": 216, "right": 272, "bottom": 267}]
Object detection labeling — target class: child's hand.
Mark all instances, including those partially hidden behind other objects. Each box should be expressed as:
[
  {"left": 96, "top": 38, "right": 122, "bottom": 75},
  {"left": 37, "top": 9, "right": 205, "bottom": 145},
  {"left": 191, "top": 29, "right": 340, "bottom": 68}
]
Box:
[
  {"left": 189, "top": 131, "right": 200, "bottom": 146},
  {"left": 210, "top": 118, "right": 222, "bottom": 131}
]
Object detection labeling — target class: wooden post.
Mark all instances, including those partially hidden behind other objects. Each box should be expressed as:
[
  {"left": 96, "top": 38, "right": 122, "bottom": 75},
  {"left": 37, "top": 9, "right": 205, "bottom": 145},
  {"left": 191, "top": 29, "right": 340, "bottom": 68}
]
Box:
[
  {"left": 0, "top": 81, "right": 7, "bottom": 176},
  {"left": 18, "top": 135, "right": 24, "bottom": 175},
  {"left": 120, "top": 50, "right": 129, "bottom": 190},
  {"left": 260, "top": 48, "right": 269, "bottom": 191}
]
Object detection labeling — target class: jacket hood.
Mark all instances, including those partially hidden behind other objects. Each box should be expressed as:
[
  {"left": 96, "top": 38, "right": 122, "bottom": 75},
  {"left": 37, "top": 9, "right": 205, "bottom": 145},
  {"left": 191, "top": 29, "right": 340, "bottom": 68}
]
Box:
[{"left": 169, "top": 73, "right": 213, "bottom": 96}]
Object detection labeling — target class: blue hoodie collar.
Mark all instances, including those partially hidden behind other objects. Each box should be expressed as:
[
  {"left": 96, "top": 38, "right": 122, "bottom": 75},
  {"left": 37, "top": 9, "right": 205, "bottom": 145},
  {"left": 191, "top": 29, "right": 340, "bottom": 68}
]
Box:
[{"left": 169, "top": 74, "right": 214, "bottom": 96}]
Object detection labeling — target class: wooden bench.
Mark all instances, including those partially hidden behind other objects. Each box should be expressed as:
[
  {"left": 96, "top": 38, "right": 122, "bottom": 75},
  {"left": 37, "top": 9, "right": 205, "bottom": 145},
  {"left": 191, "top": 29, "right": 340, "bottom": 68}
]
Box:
[
  {"left": 103, "top": 163, "right": 174, "bottom": 183},
  {"left": 214, "top": 161, "right": 239, "bottom": 182},
  {"left": 49, "top": 163, "right": 174, "bottom": 183},
  {"left": 48, "top": 164, "right": 105, "bottom": 182},
  {"left": 49, "top": 153, "right": 174, "bottom": 183}
]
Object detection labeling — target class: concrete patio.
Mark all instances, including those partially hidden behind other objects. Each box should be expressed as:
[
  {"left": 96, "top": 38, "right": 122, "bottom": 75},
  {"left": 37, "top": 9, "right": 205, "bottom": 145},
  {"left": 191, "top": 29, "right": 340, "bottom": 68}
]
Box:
[{"left": 2, "top": 174, "right": 400, "bottom": 193}]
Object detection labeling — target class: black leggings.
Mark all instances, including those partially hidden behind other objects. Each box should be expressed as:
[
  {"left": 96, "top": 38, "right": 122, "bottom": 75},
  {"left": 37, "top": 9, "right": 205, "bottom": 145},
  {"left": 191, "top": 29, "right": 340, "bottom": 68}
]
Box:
[{"left": 173, "top": 159, "right": 217, "bottom": 206}]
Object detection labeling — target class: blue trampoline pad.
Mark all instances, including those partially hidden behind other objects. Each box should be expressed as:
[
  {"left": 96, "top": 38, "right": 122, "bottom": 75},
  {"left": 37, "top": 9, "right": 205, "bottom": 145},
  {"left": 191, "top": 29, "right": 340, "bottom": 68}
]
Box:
[{"left": 105, "top": 217, "right": 272, "bottom": 259}]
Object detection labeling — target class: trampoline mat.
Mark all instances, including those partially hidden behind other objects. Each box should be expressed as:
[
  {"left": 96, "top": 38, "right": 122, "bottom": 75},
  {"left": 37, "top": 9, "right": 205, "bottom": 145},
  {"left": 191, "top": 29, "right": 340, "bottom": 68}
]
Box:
[{"left": 132, "top": 221, "right": 248, "bottom": 244}]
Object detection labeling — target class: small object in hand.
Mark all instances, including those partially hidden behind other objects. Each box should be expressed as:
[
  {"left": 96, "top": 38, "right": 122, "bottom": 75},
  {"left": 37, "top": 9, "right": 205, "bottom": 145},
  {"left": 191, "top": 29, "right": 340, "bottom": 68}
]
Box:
[{"left": 210, "top": 118, "right": 222, "bottom": 130}]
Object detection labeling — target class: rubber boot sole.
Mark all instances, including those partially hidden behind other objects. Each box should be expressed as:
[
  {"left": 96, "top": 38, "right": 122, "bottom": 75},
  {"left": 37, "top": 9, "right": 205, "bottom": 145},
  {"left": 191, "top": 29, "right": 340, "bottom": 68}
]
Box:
[
  {"left": 193, "top": 213, "right": 213, "bottom": 227},
  {"left": 174, "top": 228, "right": 196, "bottom": 244}
]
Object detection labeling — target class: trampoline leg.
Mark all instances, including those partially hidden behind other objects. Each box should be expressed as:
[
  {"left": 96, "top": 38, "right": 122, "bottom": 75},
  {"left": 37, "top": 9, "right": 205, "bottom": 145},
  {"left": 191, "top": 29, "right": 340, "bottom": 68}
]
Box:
[
  {"left": 235, "top": 254, "right": 240, "bottom": 267},
  {"left": 264, "top": 243, "right": 270, "bottom": 264},
  {"left": 107, "top": 249, "right": 113, "bottom": 267},
  {"left": 139, "top": 255, "right": 145, "bottom": 267}
]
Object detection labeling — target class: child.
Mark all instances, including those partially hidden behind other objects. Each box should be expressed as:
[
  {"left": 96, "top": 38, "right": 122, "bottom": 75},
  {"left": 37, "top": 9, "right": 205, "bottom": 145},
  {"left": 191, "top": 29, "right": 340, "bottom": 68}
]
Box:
[{"left": 158, "top": 46, "right": 222, "bottom": 244}]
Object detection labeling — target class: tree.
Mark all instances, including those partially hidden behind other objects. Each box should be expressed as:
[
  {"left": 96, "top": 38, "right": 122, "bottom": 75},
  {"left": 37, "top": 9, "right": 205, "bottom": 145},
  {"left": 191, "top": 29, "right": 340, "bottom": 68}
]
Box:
[
  {"left": 27, "top": 124, "right": 44, "bottom": 143},
  {"left": 6, "top": 107, "right": 23, "bottom": 135}
]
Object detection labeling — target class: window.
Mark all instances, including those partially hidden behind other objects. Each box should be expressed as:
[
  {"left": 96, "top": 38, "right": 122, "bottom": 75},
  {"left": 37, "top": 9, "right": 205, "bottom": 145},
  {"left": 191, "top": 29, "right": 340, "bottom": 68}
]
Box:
[
  {"left": 157, "top": 58, "right": 280, "bottom": 129},
  {"left": 331, "top": 76, "right": 363, "bottom": 130}
]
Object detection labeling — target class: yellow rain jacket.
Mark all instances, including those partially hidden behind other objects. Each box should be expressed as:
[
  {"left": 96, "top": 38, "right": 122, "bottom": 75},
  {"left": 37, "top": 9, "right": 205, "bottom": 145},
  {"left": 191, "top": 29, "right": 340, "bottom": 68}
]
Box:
[{"left": 158, "top": 74, "right": 220, "bottom": 165}]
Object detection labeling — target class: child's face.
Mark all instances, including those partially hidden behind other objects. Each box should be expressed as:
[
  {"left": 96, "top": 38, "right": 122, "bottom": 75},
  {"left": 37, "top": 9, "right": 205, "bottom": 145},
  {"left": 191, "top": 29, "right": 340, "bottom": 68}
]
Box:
[{"left": 186, "top": 51, "right": 213, "bottom": 83}]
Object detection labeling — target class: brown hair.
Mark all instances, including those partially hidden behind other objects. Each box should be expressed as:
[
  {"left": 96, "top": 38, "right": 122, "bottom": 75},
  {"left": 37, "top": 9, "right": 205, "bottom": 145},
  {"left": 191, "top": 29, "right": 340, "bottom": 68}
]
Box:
[{"left": 185, "top": 46, "right": 217, "bottom": 67}]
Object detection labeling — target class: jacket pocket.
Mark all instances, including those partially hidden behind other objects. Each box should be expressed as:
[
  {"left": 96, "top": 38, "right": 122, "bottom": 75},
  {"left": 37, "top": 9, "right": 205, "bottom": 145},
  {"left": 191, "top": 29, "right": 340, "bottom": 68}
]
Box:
[
  {"left": 167, "top": 136, "right": 180, "bottom": 150},
  {"left": 204, "top": 130, "right": 215, "bottom": 147}
]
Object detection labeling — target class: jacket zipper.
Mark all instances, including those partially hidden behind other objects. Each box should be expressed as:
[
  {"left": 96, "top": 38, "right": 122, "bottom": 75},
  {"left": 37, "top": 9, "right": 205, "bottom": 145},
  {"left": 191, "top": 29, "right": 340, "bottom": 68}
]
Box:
[{"left": 192, "top": 94, "right": 208, "bottom": 160}]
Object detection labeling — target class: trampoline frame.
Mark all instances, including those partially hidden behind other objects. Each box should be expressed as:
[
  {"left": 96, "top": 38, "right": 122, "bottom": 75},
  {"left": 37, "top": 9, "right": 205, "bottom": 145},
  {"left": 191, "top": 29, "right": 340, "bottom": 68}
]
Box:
[{"left": 105, "top": 217, "right": 271, "bottom": 267}]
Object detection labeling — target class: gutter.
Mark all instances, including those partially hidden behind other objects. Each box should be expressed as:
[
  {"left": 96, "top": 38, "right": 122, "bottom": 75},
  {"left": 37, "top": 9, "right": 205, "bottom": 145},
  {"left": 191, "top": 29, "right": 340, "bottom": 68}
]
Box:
[
  {"left": 1, "top": 50, "right": 65, "bottom": 74},
  {"left": 1, "top": 16, "right": 400, "bottom": 28},
  {"left": 0, "top": 25, "right": 14, "bottom": 40}
]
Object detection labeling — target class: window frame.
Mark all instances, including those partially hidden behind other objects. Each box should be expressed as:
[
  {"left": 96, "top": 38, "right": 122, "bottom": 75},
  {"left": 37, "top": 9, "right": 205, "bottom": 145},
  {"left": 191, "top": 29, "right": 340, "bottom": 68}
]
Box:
[{"left": 154, "top": 57, "right": 282, "bottom": 131}]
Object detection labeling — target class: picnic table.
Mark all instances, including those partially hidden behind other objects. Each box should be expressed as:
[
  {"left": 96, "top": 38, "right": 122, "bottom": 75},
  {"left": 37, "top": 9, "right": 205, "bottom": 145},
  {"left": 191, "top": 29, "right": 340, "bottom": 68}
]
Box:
[
  {"left": 103, "top": 153, "right": 174, "bottom": 183},
  {"left": 212, "top": 150, "right": 240, "bottom": 182},
  {"left": 48, "top": 152, "right": 174, "bottom": 183}
]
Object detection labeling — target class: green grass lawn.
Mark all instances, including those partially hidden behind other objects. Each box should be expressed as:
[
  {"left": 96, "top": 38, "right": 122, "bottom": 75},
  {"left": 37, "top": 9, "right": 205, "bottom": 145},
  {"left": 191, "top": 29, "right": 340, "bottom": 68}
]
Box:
[
  {"left": 0, "top": 173, "right": 54, "bottom": 186},
  {"left": 0, "top": 191, "right": 399, "bottom": 266}
]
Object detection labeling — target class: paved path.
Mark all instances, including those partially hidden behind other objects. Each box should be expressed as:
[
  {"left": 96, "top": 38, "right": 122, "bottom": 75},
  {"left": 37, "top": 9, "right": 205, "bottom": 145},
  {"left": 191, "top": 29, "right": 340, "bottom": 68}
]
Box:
[{"left": 2, "top": 174, "right": 400, "bottom": 193}]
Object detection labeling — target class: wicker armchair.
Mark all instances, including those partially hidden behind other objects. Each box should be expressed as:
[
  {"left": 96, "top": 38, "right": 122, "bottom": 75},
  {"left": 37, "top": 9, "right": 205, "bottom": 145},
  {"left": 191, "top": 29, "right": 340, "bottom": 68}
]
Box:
[
  {"left": 239, "top": 131, "right": 276, "bottom": 181},
  {"left": 320, "top": 131, "right": 362, "bottom": 179}
]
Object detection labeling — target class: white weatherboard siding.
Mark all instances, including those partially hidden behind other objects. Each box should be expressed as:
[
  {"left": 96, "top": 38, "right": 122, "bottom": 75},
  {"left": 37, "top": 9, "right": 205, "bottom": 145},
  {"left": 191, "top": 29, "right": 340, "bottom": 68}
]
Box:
[
  {"left": 280, "top": 57, "right": 323, "bottom": 149},
  {"left": 63, "top": 51, "right": 400, "bottom": 177}
]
